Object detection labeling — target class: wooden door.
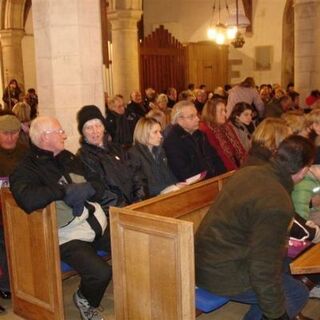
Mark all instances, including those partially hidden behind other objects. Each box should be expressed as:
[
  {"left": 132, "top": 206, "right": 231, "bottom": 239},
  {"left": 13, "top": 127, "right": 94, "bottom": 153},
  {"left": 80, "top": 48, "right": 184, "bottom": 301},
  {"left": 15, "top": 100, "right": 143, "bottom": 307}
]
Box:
[
  {"left": 186, "top": 42, "right": 229, "bottom": 92},
  {"left": 1, "top": 189, "right": 64, "bottom": 320},
  {"left": 139, "top": 25, "right": 186, "bottom": 94}
]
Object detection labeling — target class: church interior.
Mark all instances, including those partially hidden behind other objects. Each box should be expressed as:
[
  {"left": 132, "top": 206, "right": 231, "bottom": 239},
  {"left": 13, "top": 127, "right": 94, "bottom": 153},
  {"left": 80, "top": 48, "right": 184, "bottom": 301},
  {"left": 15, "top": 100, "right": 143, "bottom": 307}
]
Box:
[{"left": 0, "top": 0, "right": 320, "bottom": 319}]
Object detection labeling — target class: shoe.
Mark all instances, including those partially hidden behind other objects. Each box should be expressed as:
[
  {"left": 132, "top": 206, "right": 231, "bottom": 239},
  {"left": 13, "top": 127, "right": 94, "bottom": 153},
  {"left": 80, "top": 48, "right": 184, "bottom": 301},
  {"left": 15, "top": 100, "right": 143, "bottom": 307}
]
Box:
[
  {"left": 294, "top": 313, "right": 314, "bottom": 320},
  {"left": 73, "top": 290, "right": 104, "bottom": 320},
  {"left": 309, "top": 285, "right": 320, "bottom": 299},
  {"left": 0, "top": 290, "right": 11, "bottom": 300}
]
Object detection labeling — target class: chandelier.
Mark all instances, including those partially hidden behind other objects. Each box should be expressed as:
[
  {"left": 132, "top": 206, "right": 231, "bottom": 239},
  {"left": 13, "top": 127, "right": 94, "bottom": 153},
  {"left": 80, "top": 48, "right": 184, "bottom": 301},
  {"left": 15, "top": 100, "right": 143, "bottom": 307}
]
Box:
[{"left": 207, "top": 0, "right": 250, "bottom": 48}]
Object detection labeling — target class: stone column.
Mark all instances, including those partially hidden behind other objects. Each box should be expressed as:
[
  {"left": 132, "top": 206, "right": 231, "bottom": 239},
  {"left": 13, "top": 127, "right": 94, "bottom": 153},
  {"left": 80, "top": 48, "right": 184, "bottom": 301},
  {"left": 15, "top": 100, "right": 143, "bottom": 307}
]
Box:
[
  {"left": 311, "top": 1, "right": 320, "bottom": 89},
  {"left": 0, "top": 29, "right": 25, "bottom": 90},
  {"left": 294, "top": 0, "right": 320, "bottom": 104},
  {"left": 31, "top": 0, "right": 105, "bottom": 152},
  {"left": 108, "top": 9, "right": 142, "bottom": 101}
]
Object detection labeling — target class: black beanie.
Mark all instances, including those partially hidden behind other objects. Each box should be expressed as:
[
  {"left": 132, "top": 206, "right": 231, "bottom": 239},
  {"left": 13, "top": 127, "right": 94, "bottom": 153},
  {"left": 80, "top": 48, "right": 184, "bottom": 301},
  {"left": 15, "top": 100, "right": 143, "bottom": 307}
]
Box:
[{"left": 77, "top": 105, "right": 106, "bottom": 135}]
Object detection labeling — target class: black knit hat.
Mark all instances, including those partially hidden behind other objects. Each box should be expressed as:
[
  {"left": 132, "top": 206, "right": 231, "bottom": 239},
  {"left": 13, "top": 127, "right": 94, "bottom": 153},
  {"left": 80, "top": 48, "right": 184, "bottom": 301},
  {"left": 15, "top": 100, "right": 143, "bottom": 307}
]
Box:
[{"left": 77, "top": 105, "right": 105, "bottom": 134}]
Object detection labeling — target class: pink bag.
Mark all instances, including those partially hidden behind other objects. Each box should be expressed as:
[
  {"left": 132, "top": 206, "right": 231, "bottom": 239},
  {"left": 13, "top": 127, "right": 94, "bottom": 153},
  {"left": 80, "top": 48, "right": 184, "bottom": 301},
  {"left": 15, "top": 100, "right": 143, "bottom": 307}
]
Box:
[{"left": 287, "top": 239, "right": 312, "bottom": 259}]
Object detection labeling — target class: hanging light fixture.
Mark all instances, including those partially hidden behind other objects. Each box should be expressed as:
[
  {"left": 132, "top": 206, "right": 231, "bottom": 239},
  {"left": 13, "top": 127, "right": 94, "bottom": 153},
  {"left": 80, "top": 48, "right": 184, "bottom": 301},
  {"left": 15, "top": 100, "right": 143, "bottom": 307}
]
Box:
[
  {"left": 207, "top": 0, "right": 230, "bottom": 45},
  {"left": 230, "top": 0, "right": 247, "bottom": 48},
  {"left": 207, "top": 0, "right": 250, "bottom": 48}
]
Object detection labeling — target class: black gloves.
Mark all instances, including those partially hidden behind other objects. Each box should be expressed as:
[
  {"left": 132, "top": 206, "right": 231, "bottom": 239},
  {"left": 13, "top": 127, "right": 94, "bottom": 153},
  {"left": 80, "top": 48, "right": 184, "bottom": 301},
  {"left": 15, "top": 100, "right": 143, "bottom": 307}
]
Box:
[
  {"left": 63, "top": 182, "right": 95, "bottom": 216},
  {"left": 262, "top": 313, "right": 289, "bottom": 320}
]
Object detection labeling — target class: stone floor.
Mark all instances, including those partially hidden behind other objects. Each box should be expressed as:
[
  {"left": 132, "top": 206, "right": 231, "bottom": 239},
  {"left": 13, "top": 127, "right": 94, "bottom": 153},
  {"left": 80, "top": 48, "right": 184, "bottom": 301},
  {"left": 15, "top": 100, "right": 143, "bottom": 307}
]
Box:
[{"left": 1, "top": 276, "right": 320, "bottom": 319}]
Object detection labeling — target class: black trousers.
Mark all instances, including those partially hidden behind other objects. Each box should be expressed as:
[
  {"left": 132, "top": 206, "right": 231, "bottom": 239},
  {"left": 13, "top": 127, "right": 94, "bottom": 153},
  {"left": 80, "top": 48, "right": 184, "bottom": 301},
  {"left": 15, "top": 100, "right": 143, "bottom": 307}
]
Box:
[
  {"left": 0, "top": 228, "right": 9, "bottom": 291},
  {"left": 60, "top": 231, "right": 112, "bottom": 308}
]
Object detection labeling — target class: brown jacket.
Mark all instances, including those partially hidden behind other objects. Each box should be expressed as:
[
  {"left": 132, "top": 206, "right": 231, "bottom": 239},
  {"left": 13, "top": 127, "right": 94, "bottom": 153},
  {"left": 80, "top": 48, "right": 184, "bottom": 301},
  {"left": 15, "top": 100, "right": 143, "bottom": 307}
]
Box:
[{"left": 195, "top": 162, "right": 294, "bottom": 318}]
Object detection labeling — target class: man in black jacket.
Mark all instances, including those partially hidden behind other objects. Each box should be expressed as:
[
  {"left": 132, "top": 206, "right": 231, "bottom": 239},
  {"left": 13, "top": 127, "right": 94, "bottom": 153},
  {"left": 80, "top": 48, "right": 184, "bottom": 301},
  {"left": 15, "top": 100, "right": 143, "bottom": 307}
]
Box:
[
  {"left": 10, "top": 116, "right": 116, "bottom": 320},
  {"left": 163, "top": 100, "right": 226, "bottom": 181}
]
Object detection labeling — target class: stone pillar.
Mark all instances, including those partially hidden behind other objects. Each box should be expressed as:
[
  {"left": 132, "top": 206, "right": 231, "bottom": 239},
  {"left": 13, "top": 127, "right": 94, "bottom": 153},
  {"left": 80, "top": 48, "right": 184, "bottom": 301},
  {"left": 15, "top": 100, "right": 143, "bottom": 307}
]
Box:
[
  {"left": 32, "top": 0, "right": 105, "bottom": 152},
  {"left": 294, "top": 0, "right": 320, "bottom": 104},
  {"left": 0, "top": 29, "right": 25, "bottom": 90},
  {"left": 311, "top": 1, "right": 320, "bottom": 89},
  {"left": 108, "top": 9, "right": 142, "bottom": 101}
]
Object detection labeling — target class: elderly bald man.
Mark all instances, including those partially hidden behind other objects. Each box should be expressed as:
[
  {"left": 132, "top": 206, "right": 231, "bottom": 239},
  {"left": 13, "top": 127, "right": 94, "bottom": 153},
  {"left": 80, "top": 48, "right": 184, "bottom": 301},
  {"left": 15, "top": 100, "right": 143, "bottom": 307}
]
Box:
[{"left": 10, "top": 116, "right": 117, "bottom": 320}]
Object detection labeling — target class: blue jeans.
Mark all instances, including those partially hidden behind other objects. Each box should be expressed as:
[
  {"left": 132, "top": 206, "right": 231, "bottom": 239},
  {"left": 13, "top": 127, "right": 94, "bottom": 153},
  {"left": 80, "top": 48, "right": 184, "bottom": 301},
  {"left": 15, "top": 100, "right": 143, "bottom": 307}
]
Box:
[{"left": 227, "top": 273, "right": 309, "bottom": 320}]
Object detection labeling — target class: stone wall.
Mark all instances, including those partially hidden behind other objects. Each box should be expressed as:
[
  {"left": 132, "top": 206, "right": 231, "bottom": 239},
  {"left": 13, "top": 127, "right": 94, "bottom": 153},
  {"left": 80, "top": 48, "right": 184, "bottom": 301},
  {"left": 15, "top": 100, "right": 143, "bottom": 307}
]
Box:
[{"left": 143, "top": 0, "right": 287, "bottom": 86}]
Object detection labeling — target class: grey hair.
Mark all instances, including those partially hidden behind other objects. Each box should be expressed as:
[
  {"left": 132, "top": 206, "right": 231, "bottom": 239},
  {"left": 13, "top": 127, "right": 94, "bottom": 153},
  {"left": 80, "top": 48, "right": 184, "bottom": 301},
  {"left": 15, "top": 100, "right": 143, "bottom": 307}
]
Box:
[
  {"left": 29, "top": 116, "right": 54, "bottom": 146},
  {"left": 171, "top": 100, "right": 194, "bottom": 124}
]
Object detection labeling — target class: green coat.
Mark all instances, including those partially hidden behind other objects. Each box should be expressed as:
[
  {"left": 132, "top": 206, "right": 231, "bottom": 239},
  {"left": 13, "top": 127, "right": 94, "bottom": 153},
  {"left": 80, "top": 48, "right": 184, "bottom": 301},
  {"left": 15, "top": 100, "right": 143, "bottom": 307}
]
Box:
[
  {"left": 195, "top": 162, "right": 294, "bottom": 319},
  {"left": 291, "top": 173, "right": 320, "bottom": 221}
]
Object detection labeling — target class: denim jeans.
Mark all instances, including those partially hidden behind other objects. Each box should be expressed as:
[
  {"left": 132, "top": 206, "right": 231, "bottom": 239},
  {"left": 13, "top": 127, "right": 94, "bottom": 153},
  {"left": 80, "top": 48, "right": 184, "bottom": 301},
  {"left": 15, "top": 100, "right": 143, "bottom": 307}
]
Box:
[{"left": 227, "top": 273, "right": 309, "bottom": 320}]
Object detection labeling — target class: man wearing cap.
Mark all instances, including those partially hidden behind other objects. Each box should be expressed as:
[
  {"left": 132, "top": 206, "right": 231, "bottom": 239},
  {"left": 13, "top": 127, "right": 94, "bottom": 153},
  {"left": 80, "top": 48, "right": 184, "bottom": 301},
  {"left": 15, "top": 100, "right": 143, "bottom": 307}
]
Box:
[
  {"left": 0, "top": 112, "right": 28, "bottom": 177},
  {"left": 10, "top": 116, "right": 117, "bottom": 320},
  {"left": 0, "top": 112, "right": 28, "bottom": 312}
]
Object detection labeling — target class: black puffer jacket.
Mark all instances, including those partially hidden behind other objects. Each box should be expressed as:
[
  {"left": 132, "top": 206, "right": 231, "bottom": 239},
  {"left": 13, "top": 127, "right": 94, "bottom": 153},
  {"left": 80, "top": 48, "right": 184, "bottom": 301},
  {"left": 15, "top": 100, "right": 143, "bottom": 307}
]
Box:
[
  {"left": 77, "top": 141, "right": 144, "bottom": 206},
  {"left": 163, "top": 124, "right": 226, "bottom": 181},
  {"left": 128, "top": 143, "right": 177, "bottom": 197},
  {"left": 9, "top": 144, "right": 116, "bottom": 214}
]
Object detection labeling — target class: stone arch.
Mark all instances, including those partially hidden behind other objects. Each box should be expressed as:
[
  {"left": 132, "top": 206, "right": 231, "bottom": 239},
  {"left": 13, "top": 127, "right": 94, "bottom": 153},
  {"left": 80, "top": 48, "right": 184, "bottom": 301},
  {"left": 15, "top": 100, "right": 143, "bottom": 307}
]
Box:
[
  {"left": 281, "top": 0, "right": 294, "bottom": 88},
  {"left": 0, "top": 0, "right": 33, "bottom": 93},
  {"left": 0, "top": 0, "right": 26, "bottom": 29}
]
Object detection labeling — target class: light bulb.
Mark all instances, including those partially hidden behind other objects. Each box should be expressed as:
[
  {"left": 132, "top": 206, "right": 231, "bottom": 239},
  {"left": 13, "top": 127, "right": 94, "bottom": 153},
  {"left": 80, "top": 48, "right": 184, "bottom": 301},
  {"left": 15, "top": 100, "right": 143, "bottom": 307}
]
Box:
[
  {"left": 227, "top": 26, "right": 238, "bottom": 39},
  {"left": 207, "top": 27, "right": 217, "bottom": 40},
  {"left": 215, "top": 32, "right": 225, "bottom": 45}
]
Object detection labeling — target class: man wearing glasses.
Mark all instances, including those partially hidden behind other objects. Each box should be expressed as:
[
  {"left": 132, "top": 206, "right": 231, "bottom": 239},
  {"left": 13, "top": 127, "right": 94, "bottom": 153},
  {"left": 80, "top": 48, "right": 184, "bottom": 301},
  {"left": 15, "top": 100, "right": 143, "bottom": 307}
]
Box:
[
  {"left": 10, "top": 116, "right": 117, "bottom": 320},
  {"left": 163, "top": 100, "right": 226, "bottom": 181}
]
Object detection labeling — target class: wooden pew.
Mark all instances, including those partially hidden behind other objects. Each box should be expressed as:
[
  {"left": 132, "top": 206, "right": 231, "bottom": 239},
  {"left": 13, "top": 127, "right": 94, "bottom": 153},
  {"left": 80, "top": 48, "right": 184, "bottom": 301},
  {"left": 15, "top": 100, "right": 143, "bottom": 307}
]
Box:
[
  {"left": 290, "top": 243, "right": 320, "bottom": 275},
  {"left": 110, "top": 171, "right": 234, "bottom": 320},
  {"left": 0, "top": 188, "right": 111, "bottom": 320},
  {"left": 1, "top": 188, "right": 64, "bottom": 320}
]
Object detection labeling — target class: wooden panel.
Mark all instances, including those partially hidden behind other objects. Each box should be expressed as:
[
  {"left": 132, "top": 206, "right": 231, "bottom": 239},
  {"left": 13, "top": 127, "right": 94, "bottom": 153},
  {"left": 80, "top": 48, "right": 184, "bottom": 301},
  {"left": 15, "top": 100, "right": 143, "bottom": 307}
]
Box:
[
  {"left": 110, "top": 208, "right": 195, "bottom": 320},
  {"left": 290, "top": 243, "right": 320, "bottom": 275},
  {"left": 139, "top": 25, "right": 186, "bottom": 94},
  {"left": 186, "top": 42, "right": 229, "bottom": 92},
  {"left": 110, "top": 171, "right": 234, "bottom": 320},
  {"left": 1, "top": 189, "right": 64, "bottom": 320},
  {"left": 127, "top": 171, "right": 234, "bottom": 220}
]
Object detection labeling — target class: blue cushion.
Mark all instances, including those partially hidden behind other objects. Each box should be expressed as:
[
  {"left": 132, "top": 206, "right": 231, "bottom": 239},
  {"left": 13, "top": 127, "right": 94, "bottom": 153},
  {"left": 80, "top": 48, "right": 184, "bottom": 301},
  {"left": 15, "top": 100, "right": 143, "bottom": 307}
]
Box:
[
  {"left": 61, "top": 250, "right": 109, "bottom": 273},
  {"left": 195, "top": 287, "right": 229, "bottom": 313}
]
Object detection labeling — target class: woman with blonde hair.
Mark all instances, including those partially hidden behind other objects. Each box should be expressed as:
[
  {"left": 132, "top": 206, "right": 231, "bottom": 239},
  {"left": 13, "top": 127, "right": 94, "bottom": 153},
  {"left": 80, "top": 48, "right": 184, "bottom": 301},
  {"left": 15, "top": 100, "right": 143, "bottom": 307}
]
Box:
[
  {"left": 245, "top": 118, "right": 292, "bottom": 166},
  {"left": 199, "top": 99, "right": 246, "bottom": 170},
  {"left": 281, "top": 111, "right": 306, "bottom": 136},
  {"left": 128, "top": 117, "right": 177, "bottom": 197}
]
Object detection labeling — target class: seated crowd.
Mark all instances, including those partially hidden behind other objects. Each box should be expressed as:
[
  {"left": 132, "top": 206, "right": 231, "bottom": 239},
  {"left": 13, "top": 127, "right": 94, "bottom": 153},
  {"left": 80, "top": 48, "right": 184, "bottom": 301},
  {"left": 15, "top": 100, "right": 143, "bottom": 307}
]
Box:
[{"left": 1, "top": 78, "right": 320, "bottom": 319}]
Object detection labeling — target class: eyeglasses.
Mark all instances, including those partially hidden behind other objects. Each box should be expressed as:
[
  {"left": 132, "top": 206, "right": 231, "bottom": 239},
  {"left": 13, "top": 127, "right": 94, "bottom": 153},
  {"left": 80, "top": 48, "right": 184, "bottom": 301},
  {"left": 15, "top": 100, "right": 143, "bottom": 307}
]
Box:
[
  {"left": 44, "top": 129, "right": 65, "bottom": 135},
  {"left": 180, "top": 114, "right": 198, "bottom": 120}
]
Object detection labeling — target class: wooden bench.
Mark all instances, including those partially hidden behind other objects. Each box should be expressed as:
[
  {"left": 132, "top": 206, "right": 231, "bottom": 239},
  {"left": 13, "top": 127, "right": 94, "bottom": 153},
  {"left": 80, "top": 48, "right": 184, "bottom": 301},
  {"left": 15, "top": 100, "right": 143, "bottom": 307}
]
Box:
[
  {"left": 110, "top": 171, "right": 234, "bottom": 320},
  {"left": 0, "top": 188, "right": 110, "bottom": 320},
  {"left": 1, "top": 188, "right": 64, "bottom": 320},
  {"left": 290, "top": 243, "right": 320, "bottom": 275}
]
